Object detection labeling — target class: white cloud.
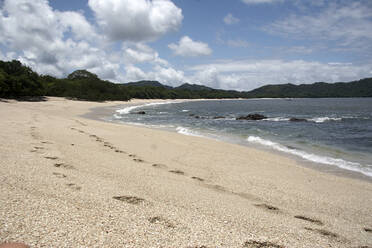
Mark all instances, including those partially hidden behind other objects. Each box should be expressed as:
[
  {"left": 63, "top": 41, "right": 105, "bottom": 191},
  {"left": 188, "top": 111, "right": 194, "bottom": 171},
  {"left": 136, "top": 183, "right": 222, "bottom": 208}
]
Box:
[
  {"left": 224, "top": 13, "right": 239, "bottom": 25},
  {"left": 265, "top": 1, "right": 372, "bottom": 49},
  {"left": 88, "top": 0, "right": 183, "bottom": 42},
  {"left": 0, "top": 0, "right": 185, "bottom": 85},
  {"left": 123, "top": 43, "right": 168, "bottom": 65},
  {"left": 57, "top": 11, "right": 98, "bottom": 41},
  {"left": 0, "top": 0, "right": 120, "bottom": 80},
  {"left": 242, "top": 0, "right": 283, "bottom": 4},
  {"left": 169, "top": 36, "right": 212, "bottom": 57},
  {"left": 188, "top": 60, "right": 372, "bottom": 90},
  {"left": 124, "top": 65, "right": 148, "bottom": 81}
]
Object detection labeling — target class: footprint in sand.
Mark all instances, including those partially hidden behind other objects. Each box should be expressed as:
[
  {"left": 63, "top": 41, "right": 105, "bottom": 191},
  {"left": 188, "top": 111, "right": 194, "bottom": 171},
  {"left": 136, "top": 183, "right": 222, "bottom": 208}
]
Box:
[
  {"left": 294, "top": 215, "right": 323, "bottom": 225},
  {"left": 169, "top": 169, "right": 185, "bottom": 175},
  {"left": 33, "top": 146, "right": 45, "bottom": 151},
  {"left": 243, "top": 240, "right": 284, "bottom": 248},
  {"left": 53, "top": 172, "right": 67, "bottom": 178},
  {"left": 133, "top": 158, "right": 145, "bottom": 163},
  {"left": 203, "top": 184, "right": 230, "bottom": 194},
  {"left": 148, "top": 216, "right": 176, "bottom": 228},
  {"left": 254, "top": 203, "right": 280, "bottom": 212},
  {"left": 113, "top": 196, "right": 145, "bottom": 205},
  {"left": 152, "top": 163, "right": 167, "bottom": 169},
  {"left": 75, "top": 120, "right": 87, "bottom": 126},
  {"left": 304, "top": 227, "right": 338, "bottom": 239},
  {"left": 191, "top": 176, "right": 204, "bottom": 182},
  {"left": 66, "top": 183, "right": 81, "bottom": 191},
  {"left": 45, "top": 156, "right": 58, "bottom": 160},
  {"left": 54, "top": 163, "right": 75, "bottom": 169},
  {"left": 30, "top": 146, "right": 45, "bottom": 153}
]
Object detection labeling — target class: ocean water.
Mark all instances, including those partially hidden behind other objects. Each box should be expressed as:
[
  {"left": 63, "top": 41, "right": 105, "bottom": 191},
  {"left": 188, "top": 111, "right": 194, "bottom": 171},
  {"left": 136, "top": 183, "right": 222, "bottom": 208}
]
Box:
[{"left": 112, "top": 98, "right": 372, "bottom": 178}]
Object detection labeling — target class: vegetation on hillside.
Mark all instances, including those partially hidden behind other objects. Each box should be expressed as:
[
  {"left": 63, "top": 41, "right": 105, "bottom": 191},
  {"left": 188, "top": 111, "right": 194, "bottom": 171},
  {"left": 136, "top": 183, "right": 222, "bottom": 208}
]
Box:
[
  {"left": 247, "top": 79, "right": 372, "bottom": 98},
  {"left": 1, "top": 60, "right": 371, "bottom": 101}
]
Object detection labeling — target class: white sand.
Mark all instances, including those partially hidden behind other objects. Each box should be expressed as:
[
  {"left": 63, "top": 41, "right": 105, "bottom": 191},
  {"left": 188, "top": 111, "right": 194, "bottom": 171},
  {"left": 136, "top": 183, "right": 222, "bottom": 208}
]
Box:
[{"left": 0, "top": 97, "right": 371, "bottom": 248}]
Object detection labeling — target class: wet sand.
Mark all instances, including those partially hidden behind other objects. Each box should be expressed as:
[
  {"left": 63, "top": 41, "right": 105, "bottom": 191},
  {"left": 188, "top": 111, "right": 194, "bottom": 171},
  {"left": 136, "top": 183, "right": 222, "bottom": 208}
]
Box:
[{"left": 1, "top": 97, "right": 371, "bottom": 247}]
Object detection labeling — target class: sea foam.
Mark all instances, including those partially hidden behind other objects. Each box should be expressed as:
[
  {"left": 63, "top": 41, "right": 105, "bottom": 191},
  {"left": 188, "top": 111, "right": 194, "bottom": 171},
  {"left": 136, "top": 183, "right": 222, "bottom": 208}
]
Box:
[
  {"left": 176, "top": 126, "right": 202, "bottom": 137},
  {"left": 308, "top": 117, "right": 342, "bottom": 123},
  {"left": 247, "top": 136, "right": 372, "bottom": 177},
  {"left": 116, "top": 101, "right": 181, "bottom": 115}
]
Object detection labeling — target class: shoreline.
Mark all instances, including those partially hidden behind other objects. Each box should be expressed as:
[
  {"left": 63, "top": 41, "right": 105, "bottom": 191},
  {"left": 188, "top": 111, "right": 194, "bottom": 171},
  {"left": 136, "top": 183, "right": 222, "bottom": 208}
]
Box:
[
  {"left": 83, "top": 99, "right": 372, "bottom": 183},
  {"left": 1, "top": 97, "right": 371, "bottom": 247}
]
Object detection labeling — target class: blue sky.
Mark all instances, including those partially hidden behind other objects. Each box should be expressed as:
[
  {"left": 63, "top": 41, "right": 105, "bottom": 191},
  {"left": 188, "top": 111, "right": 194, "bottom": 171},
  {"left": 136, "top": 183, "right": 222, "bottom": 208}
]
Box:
[{"left": 1, "top": 0, "right": 372, "bottom": 90}]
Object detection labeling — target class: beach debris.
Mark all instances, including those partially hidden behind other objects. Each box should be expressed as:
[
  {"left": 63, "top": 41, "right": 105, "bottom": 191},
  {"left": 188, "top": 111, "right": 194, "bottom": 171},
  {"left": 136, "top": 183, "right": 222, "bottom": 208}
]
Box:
[
  {"left": 364, "top": 227, "right": 372, "bottom": 233},
  {"left": 236, "top": 114, "right": 267, "bottom": 121}
]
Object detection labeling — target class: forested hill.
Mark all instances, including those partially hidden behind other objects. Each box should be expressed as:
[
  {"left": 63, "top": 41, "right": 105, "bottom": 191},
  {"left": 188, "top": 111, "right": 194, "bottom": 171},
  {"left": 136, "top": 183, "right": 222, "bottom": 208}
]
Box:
[
  {"left": 1, "top": 60, "right": 372, "bottom": 101},
  {"left": 247, "top": 78, "right": 372, "bottom": 98}
]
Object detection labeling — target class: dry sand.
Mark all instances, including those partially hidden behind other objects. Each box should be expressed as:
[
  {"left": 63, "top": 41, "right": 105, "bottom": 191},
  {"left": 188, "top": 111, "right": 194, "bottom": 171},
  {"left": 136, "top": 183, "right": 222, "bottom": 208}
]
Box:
[{"left": 0, "top": 97, "right": 371, "bottom": 248}]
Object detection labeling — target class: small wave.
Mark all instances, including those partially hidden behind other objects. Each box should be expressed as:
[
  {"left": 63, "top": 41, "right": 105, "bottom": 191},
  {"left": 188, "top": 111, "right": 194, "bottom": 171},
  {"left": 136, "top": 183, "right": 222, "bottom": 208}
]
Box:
[
  {"left": 176, "top": 126, "right": 202, "bottom": 137},
  {"left": 263, "top": 116, "right": 342, "bottom": 123},
  {"left": 308, "top": 117, "right": 342, "bottom": 123},
  {"left": 264, "top": 117, "right": 290, "bottom": 122},
  {"left": 113, "top": 114, "right": 122, "bottom": 119},
  {"left": 181, "top": 109, "right": 190, "bottom": 112},
  {"left": 116, "top": 101, "right": 182, "bottom": 115},
  {"left": 247, "top": 136, "right": 372, "bottom": 177}
]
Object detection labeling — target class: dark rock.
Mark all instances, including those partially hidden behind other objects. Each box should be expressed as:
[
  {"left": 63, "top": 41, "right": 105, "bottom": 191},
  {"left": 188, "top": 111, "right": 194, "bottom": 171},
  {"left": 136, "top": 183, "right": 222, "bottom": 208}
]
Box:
[
  {"left": 236, "top": 114, "right": 267, "bottom": 121},
  {"left": 133, "top": 111, "right": 146, "bottom": 115},
  {"left": 289, "top": 117, "right": 307, "bottom": 122},
  {"left": 213, "top": 116, "right": 225, "bottom": 119}
]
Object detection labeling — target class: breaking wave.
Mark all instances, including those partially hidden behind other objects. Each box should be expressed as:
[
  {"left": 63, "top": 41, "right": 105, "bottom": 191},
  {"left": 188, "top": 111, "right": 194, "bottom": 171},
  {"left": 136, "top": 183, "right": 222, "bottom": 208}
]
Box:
[
  {"left": 116, "top": 101, "right": 182, "bottom": 115},
  {"left": 176, "top": 126, "right": 203, "bottom": 137},
  {"left": 247, "top": 136, "right": 372, "bottom": 177}
]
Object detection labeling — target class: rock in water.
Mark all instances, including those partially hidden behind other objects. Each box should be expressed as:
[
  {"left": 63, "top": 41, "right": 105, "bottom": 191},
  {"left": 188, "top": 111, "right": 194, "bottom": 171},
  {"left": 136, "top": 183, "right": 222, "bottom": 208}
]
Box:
[
  {"left": 236, "top": 114, "right": 267, "bottom": 120},
  {"left": 132, "top": 111, "right": 146, "bottom": 115},
  {"left": 289, "top": 117, "right": 307, "bottom": 122}
]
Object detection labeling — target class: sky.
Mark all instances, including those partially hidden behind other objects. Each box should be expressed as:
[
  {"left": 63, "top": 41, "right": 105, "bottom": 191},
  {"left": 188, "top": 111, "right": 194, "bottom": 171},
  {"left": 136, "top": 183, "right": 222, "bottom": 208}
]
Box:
[{"left": 1, "top": 0, "right": 372, "bottom": 90}]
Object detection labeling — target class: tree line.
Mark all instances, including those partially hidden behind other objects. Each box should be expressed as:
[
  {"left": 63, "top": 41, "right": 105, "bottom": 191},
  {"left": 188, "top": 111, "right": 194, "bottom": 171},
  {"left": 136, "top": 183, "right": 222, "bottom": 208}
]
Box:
[{"left": 1, "top": 60, "right": 371, "bottom": 101}]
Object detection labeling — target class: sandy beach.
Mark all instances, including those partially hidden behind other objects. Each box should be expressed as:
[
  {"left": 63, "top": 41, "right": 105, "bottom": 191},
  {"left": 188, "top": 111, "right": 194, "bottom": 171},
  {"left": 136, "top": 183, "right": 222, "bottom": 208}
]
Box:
[{"left": 0, "top": 97, "right": 371, "bottom": 248}]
